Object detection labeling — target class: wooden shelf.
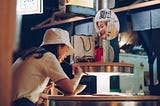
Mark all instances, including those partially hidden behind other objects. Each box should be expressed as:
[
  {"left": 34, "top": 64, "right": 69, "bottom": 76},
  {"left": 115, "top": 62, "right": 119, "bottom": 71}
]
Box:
[
  {"left": 112, "top": 0, "right": 160, "bottom": 12},
  {"left": 31, "top": 16, "right": 93, "bottom": 30},
  {"left": 31, "top": 0, "right": 160, "bottom": 30}
]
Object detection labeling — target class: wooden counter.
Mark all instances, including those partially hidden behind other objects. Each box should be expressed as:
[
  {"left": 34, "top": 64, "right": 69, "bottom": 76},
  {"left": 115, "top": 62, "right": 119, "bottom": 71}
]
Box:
[{"left": 47, "top": 95, "right": 160, "bottom": 106}]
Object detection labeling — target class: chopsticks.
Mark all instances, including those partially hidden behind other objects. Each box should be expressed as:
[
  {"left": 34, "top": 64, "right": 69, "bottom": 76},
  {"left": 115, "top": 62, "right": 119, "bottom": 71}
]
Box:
[
  {"left": 63, "top": 60, "right": 73, "bottom": 66},
  {"left": 63, "top": 60, "right": 88, "bottom": 75}
]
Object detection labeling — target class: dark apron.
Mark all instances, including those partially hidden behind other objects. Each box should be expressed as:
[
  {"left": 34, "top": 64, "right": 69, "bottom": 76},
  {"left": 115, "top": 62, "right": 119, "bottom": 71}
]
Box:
[{"left": 12, "top": 98, "right": 35, "bottom": 106}]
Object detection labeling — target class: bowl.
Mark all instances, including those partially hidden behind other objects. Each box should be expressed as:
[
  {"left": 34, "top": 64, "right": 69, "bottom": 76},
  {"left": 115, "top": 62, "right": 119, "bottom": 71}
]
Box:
[
  {"left": 73, "top": 84, "right": 87, "bottom": 95},
  {"left": 55, "top": 84, "right": 87, "bottom": 96}
]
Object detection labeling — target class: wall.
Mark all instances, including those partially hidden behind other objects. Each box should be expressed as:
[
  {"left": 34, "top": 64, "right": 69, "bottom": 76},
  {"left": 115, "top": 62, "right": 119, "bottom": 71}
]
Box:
[{"left": 119, "top": 53, "right": 157, "bottom": 94}]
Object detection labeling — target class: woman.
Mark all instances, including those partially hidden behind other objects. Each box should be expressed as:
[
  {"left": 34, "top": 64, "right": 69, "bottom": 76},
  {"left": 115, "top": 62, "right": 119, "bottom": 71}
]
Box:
[
  {"left": 96, "top": 20, "right": 119, "bottom": 40},
  {"left": 96, "top": 20, "right": 109, "bottom": 38},
  {"left": 12, "top": 28, "right": 84, "bottom": 106}
]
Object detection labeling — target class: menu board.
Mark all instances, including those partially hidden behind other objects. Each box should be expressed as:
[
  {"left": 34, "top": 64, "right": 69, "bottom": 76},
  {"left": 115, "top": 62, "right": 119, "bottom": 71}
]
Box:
[
  {"left": 17, "top": 0, "right": 43, "bottom": 15},
  {"left": 94, "top": 9, "right": 120, "bottom": 40}
]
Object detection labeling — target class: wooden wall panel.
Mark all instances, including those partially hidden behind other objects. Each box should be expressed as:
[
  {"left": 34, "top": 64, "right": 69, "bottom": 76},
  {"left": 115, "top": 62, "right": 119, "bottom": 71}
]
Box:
[{"left": 0, "top": 0, "right": 16, "bottom": 106}]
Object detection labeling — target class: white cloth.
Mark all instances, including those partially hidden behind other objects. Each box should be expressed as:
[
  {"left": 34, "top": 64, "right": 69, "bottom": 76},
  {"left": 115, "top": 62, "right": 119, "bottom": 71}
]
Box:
[{"left": 12, "top": 52, "right": 69, "bottom": 103}]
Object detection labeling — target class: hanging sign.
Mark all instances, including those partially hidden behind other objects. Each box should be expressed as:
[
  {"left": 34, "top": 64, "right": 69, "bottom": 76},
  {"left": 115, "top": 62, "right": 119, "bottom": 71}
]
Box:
[
  {"left": 94, "top": 9, "right": 120, "bottom": 40},
  {"left": 17, "top": 0, "right": 43, "bottom": 15}
]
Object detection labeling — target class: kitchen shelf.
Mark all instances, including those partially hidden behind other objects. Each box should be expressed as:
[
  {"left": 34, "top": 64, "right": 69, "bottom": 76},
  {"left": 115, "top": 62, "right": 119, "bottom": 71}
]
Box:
[
  {"left": 112, "top": 0, "right": 160, "bottom": 12},
  {"left": 31, "top": 16, "right": 93, "bottom": 30},
  {"left": 31, "top": 0, "right": 160, "bottom": 30}
]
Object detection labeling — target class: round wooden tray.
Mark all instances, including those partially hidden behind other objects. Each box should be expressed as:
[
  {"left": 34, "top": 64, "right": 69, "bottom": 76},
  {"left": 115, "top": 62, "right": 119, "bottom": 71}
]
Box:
[{"left": 73, "top": 62, "right": 134, "bottom": 74}]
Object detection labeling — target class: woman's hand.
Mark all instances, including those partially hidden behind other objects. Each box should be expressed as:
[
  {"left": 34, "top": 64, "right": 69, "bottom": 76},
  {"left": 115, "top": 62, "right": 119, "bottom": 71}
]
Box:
[{"left": 72, "top": 65, "right": 85, "bottom": 76}]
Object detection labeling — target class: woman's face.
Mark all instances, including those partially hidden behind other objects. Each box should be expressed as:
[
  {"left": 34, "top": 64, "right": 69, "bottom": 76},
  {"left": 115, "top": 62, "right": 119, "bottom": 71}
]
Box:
[
  {"left": 58, "top": 45, "right": 69, "bottom": 63},
  {"left": 97, "top": 21, "right": 108, "bottom": 37}
]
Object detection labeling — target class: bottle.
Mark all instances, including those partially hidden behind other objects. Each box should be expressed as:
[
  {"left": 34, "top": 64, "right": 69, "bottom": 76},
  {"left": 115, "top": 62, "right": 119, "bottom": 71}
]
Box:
[
  {"left": 137, "top": 84, "right": 144, "bottom": 96},
  {"left": 94, "top": 36, "right": 103, "bottom": 62},
  {"left": 94, "top": 46, "right": 103, "bottom": 62}
]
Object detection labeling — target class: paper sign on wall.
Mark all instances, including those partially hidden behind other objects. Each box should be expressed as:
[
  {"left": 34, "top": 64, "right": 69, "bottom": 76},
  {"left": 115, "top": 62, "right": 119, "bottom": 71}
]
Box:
[{"left": 17, "top": 0, "right": 43, "bottom": 15}]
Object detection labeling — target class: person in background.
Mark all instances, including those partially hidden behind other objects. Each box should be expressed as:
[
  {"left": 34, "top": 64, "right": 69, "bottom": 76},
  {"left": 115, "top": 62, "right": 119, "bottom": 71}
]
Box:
[{"left": 12, "top": 28, "right": 85, "bottom": 106}]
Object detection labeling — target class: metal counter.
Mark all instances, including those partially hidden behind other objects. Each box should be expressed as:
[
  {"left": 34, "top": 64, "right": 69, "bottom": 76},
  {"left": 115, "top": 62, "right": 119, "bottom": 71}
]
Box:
[{"left": 47, "top": 95, "right": 160, "bottom": 106}]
